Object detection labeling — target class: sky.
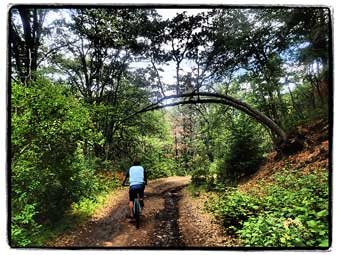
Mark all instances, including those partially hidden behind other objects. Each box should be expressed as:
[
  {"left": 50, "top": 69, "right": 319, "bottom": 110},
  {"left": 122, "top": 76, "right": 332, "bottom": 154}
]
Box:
[
  {"left": 133, "top": 8, "right": 209, "bottom": 86},
  {"left": 41, "top": 8, "right": 208, "bottom": 86}
]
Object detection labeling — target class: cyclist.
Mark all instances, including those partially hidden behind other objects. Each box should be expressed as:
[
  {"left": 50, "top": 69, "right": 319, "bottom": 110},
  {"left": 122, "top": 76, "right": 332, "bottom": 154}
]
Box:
[{"left": 122, "top": 158, "right": 147, "bottom": 220}]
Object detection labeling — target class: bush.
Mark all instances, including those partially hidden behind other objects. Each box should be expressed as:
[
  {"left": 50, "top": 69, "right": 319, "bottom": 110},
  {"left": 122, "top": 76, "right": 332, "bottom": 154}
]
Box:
[
  {"left": 242, "top": 169, "right": 329, "bottom": 247},
  {"left": 11, "top": 79, "right": 106, "bottom": 247},
  {"left": 146, "top": 159, "right": 174, "bottom": 179},
  {"left": 207, "top": 189, "right": 261, "bottom": 233},
  {"left": 219, "top": 114, "right": 265, "bottom": 185},
  {"left": 207, "top": 169, "right": 329, "bottom": 247},
  {"left": 239, "top": 214, "right": 307, "bottom": 247},
  {"left": 11, "top": 203, "right": 42, "bottom": 247}
]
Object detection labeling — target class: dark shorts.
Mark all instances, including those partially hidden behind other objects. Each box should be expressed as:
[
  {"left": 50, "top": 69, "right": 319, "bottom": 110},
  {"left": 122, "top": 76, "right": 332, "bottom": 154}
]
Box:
[{"left": 129, "top": 183, "right": 145, "bottom": 202}]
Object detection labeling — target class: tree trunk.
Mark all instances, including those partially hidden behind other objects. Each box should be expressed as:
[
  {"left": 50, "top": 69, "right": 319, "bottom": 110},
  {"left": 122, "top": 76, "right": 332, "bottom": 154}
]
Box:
[
  {"left": 129, "top": 92, "right": 288, "bottom": 144},
  {"left": 267, "top": 89, "right": 281, "bottom": 128},
  {"left": 11, "top": 8, "right": 45, "bottom": 83},
  {"left": 288, "top": 86, "right": 304, "bottom": 119}
]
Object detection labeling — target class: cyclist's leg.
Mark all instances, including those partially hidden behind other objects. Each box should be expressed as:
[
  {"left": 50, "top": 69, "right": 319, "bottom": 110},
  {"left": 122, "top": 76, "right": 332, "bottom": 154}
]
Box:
[
  {"left": 139, "top": 185, "right": 145, "bottom": 207},
  {"left": 129, "top": 187, "right": 137, "bottom": 218}
]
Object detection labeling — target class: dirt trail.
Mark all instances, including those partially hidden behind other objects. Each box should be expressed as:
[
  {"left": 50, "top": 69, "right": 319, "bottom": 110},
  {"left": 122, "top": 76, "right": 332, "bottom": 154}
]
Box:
[{"left": 50, "top": 176, "right": 231, "bottom": 248}]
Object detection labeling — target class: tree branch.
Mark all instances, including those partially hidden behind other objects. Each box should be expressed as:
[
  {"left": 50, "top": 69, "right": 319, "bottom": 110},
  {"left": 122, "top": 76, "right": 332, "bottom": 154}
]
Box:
[
  {"left": 37, "top": 40, "right": 79, "bottom": 67},
  {"left": 119, "top": 92, "right": 287, "bottom": 143}
]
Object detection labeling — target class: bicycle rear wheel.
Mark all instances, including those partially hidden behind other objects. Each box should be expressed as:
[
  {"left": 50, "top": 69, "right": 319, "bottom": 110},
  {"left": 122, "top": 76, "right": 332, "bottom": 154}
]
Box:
[{"left": 133, "top": 198, "right": 141, "bottom": 228}]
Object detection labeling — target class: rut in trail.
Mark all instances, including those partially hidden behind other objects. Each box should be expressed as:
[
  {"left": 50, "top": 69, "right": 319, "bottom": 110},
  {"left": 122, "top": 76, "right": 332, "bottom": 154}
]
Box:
[
  {"left": 150, "top": 185, "right": 186, "bottom": 247},
  {"left": 49, "top": 176, "right": 231, "bottom": 248}
]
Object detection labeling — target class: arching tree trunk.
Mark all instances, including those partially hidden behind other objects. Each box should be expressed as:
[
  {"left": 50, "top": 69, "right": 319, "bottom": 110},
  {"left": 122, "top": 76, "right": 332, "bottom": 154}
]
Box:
[
  {"left": 135, "top": 92, "right": 287, "bottom": 142},
  {"left": 119, "top": 92, "right": 306, "bottom": 156}
]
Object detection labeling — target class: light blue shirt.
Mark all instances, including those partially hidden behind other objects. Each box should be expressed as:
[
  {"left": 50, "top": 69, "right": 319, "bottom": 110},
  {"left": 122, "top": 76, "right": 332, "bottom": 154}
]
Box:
[{"left": 129, "top": 165, "right": 145, "bottom": 186}]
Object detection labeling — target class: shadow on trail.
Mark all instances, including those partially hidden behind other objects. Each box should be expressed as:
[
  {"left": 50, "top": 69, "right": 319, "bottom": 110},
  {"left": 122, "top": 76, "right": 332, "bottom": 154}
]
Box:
[
  {"left": 54, "top": 180, "right": 189, "bottom": 247},
  {"left": 57, "top": 193, "right": 128, "bottom": 247}
]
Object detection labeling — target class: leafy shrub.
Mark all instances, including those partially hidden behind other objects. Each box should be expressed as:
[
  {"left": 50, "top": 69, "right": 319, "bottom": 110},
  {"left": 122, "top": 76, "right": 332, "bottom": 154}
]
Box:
[
  {"left": 11, "top": 79, "right": 108, "bottom": 247},
  {"left": 192, "top": 167, "right": 208, "bottom": 186},
  {"left": 191, "top": 157, "right": 224, "bottom": 190},
  {"left": 207, "top": 189, "right": 261, "bottom": 233},
  {"left": 146, "top": 160, "right": 174, "bottom": 179},
  {"left": 207, "top": 169, "right": 329, "bottom": 247},
  {"left": 238, "top": 214, "right": 308, "bottom": 247},
  {"left": 241, "top": 169, "right": 329, "bottom": 247},
  {"left": 219, "top": 114, "right": 265, "bottom": 185},
  {"left": 11, "top": 203, "right": 42, "bottom": 247}
]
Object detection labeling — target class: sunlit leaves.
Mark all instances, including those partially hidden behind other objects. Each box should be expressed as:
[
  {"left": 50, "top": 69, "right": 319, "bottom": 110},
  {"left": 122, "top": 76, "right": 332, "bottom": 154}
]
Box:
[
  {"left": 207, "top": 169, "right": 329, "bottom": 247},
  {"left": 11, "top": 78, "right": 104, "bottom": 247}
]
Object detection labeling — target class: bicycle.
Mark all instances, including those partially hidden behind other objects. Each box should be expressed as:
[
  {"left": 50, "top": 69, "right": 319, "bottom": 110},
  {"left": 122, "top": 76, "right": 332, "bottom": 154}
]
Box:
[
  {"left": 133, "top": 193, "right": 142, "bottom": 229},
  {"left": 123, "top": 183, "right": 143, "bottom": 229}
]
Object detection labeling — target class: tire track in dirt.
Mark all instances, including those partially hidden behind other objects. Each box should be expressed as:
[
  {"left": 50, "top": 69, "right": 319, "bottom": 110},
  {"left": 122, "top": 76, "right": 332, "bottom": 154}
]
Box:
[
  {"left": 49, "top": 176, "right": 191, "bottom": 247},
  {"left": 149, "top": 185, "right": 186, "bottom": 247},
  {"left": 49, "top": 175, "right": 233, "bottom": 248}
]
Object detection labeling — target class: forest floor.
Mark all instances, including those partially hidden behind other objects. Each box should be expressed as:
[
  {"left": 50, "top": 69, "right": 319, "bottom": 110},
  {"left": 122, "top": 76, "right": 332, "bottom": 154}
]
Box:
[
  {"left": 49, "top": 175, "right": 233, "bottom": 248},
  {"left": 238, "top": 118, "right": 329, "bottom": 193}
]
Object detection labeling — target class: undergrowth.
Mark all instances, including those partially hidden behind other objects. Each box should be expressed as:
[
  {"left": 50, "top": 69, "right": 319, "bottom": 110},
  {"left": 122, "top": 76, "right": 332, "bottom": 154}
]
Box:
[
  {"left": 12, "top": 176, "right": 120, "bottom": 247},
  {"left": 205, "top": 168, "right": 329, "bottom": 248}
]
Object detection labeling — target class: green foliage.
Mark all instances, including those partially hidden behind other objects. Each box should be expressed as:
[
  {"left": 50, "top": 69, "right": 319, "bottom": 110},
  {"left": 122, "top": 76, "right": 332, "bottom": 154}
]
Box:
[
  {"left": 68, "top": 172, "right": 118, "bottom": 219},
  {"left": 207, "top": 169, "right": 329, "bottom": 247},
  {"left": 111, "top": 110, "right": 177, "bottom": 180},
  {"left": 191, "top": 154, "right": 211, "bottom": 185},
  {"left": 11, "top": 78, "right": 117, "bottom": 247},
  {"left": 221, "top": 114, "right": 265, "bottom": 184},
  {"left": 207, "top": 189, "right": 261, "bottom": 232},
  {"left": 146, "top": 160, "right": 174, "bottom": 179},
  {"left": 11, "top": 203, "right": 42, "bottom": 247},
  {"left": 181, "top": 100, "right": 269, "bottom": 190},
  {"left": 141, "top": 118, "right": 176, "bottom": 179},
  {"left": 282, "top": 81, "right": 329, "bottom": 133}
]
